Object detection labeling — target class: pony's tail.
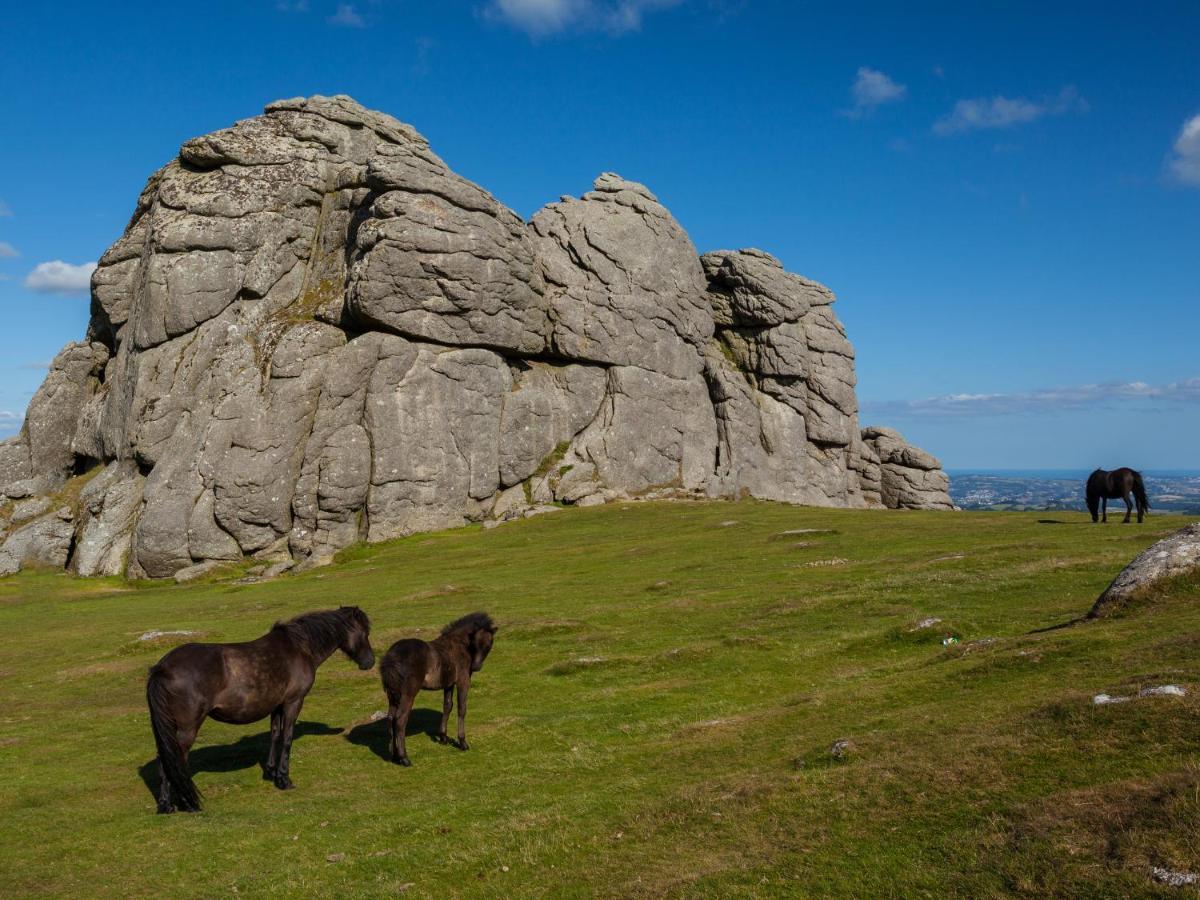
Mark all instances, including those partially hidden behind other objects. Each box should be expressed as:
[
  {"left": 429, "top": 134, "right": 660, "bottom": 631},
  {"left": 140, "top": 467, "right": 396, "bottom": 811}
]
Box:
[
  {"left": 147, "top": 669, "right": 201, "bottom": 812},
  {"left": 1133, "top": 473, "right": 1151, "bottom": 515}
]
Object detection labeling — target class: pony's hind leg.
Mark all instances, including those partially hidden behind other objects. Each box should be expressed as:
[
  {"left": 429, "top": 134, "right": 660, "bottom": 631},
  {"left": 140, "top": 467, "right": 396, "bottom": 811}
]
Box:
[
  {"left": 391, "top": 693, "right": 415, "bottom": 766},
  {"left": 1122, "top": 493, "right": 1133, "bottom": 523},
  {"left": 436, "top": 688, "right": 453, "bottom": 744},
  {"left": 1102, "top": 497, "right": 1108, "bottom": 522},
  {"left": 156, "top": 759, "right": 175, "bottom": 814}
]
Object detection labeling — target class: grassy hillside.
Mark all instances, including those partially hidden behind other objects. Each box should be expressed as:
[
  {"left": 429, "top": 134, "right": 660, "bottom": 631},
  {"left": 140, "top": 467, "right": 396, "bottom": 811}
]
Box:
[{"left": 1, "top": 502, "right": 1197, "bottom": 898}]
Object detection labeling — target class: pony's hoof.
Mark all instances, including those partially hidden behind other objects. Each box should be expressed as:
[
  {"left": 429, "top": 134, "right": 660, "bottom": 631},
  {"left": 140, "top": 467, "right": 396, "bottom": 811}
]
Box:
[
  {"left": 435, "top": 734, "right": 450, "bottom": 744},
  {"left": 273, "top": 777, "right": 294, "bottom": 790},
  {"left": 156, "top": 805, "right": 176, "bottom": 815},
  {"left": 394, "top": 756, "right": 412, "bottom": 767},
  {"left": 457, "top": 740, "right": 470, "bottom": 751}
]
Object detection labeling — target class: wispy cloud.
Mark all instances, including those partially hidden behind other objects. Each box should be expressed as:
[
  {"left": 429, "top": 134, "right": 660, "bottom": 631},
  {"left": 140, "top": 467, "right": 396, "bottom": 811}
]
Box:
[
  {"left": 0, "top": 200, "right": 10, "bottom": 217},
  {"left": 328, "top": 3, "right": 365, "bottom": 27},
  {"left": 23, "top": 260, "right": 97, "bottom": 294},
  {"left": 19, "top": 360, "right": 51, "bottom": 370},
  {"left": 483, "top": 0, "right": 681, "bottom": 37},
  {"left": 863, "top": 377, "right": 1200, "bottom": 419},
  {"left": 842, "top": 67, "right": 906, "bottom": 119},
  {"left": 934, "top": 85, "right": 1088, "bottom": 136},
  {"left": 0, "top": 241, "right": 18, "bottom": 259},
  {"left": 1166, "top": 113, "right": 1200, "bottom": 187},
  {"left": 413, "top": 36, "right": 436, "bottom": 77},
  {"left": 0, "top": 410, "right": 22, "bottom": 436},
  {"left": 275, "top": 0, "right": 309, "bottom": 10}
]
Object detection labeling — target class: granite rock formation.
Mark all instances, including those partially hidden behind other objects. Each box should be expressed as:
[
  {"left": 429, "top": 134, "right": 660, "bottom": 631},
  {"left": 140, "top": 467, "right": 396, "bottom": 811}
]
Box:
[
  {"left": 0, "top": 95, "right": 952, "bottom": 579},
  {"left": 1089, "top": 522, "right": 1200, "bottom": 619}
]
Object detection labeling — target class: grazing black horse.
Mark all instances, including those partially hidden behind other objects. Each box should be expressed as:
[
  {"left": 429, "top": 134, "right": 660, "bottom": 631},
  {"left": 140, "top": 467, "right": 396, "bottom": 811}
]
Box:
[
  {"left": 146, "top": 606, "right": 374, "bottom": 813},
  {"left": 1086, "top": 467, "right": 1150, "bottom": 524},
  {"left": 380, "top": 612, "right": 497, "bottom": 767}
]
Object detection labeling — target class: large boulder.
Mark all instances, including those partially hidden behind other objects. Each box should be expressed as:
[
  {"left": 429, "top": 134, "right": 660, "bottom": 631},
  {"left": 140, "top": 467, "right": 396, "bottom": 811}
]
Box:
[
  {"left": 1089, "top": 523, "right": 1200, "bottom": 618},
  {"left": 1, "top": 95, "right": 952, "bottom": 579}
]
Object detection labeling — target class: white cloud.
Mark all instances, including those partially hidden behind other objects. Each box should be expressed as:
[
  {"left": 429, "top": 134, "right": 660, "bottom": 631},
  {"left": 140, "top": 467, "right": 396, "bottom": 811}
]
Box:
[
  {"left": 0, "top": 200, "right": 10, "bottom": 217},
  {"left": 328, "top": 3, "right": 365, "bottom": 27},
  {"left": 23, "top": 260, "right": 97, "bottom": 294},
  {"left": 863, "top": 376, "right": 1200, "bottom": 419},
  {"left": 0, "top": 410, "right": 22, "bottom": 436},
  {"left": 1166, "top": 113, "right": 1200, "bottom": 187},
  {"left": 0, "top": 241, "right": 18, "bottom": 259},
  {"left": 934, "top": 85, "right": 1088, "bottom": 136},
  {"left": 484, "top": 0, "right": 681, "bottom": 37},
  {"left": 843, "top": 67, "right": 906, "bottom": 118}
]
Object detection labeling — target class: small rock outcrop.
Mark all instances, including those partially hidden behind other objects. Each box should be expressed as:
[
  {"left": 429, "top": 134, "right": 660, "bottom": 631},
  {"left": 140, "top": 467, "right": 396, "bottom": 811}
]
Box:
[
  {"left": 860, "top": 426, "right": 954, "bottom": 511},
  {"left": 1089, "top": 523, "right": 1200, "bottom": 618},
  {"left": 0, "top": 95, "right": 952, "bottom": 579}
]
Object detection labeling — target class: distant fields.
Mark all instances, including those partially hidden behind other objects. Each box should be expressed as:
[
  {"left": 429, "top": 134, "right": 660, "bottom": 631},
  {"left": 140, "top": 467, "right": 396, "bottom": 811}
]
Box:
[
  {"left": 949, "top": 470, "right": 1200, "bottom": 515},
  {"left": 1, "top": 501, "right": 1197, "bottom": 897}
]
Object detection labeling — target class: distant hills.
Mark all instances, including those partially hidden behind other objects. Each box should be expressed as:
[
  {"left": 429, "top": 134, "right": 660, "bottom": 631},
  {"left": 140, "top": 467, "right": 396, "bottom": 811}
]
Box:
[{"left": 948, "top": 470, "right": 1200, "bottom": 514}]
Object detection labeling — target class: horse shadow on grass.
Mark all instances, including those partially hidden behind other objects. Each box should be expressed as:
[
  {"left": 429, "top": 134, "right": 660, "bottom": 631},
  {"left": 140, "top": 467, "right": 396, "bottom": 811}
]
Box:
[
  {"left": 344, "top": 709, "right": 442, "bottom": 762},
  {"left": 137, "top": 720, "right": 343, "bottom": 799}
]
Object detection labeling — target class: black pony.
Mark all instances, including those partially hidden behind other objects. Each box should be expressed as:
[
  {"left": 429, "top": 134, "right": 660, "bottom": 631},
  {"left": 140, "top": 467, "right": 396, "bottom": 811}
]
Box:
[
  {"left": 146, "top": 606, "right": 374, "bottom": 813},
  {"left": 379, "top": 612, "right": 497, "bottom": 767},
  {"left": 1086, "top": 467, "right": 1150, "bottom": 524}
]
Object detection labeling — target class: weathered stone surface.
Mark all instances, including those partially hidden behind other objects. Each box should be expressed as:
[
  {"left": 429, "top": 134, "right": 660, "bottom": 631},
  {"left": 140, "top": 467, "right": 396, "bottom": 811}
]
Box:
[
  {"left": 1, "top": 95, "right": 951, "bottom": 579},
  {"left": 1089, "top": 523, "right": 1200, "bottom": 618},
  {"left": 0, "top": 507, "right": 74, "bottom": 576},
  {"left": 1, "top": 342, "right": 108, "bottom": 499},
  {"left": 531, "top": 174, "right": 713, "bottom": 379},
  {"left": 498, "top": 362, "right": 606, "bottom": 488},
  {"left": 72, "top": 463, "right": 144, "bottom": 577},
  {"left": 861, "top": 426, "right": 954, "bottom": 510},
  {"left": 350, "top": 146, "right": 549, "bottom": 353}
]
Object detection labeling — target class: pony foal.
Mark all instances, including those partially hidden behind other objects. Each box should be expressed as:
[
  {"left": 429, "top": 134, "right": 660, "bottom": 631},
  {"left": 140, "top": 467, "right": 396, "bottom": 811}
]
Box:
[
  {"left": 380, "top": 612, "right": 497, "bottom": 766},
  {"left": 146, "top": 606, "right": 375, "bottom": 813}
]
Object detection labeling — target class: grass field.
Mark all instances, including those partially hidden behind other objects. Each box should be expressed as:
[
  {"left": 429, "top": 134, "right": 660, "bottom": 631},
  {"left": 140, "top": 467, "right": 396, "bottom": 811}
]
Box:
[{"left": 1, "top": 501, "right": 1198, "bottom": 897}]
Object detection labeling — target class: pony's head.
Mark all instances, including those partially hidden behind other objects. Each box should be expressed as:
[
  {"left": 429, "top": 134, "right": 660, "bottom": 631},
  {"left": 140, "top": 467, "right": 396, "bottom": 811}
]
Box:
[
  {"left": 470, "top": 622, "right": 497, "bottom": 673},
  {"left": 442, "top": 612, "right": 497, "bottom": 673},
  {"left": 339, "top": 606, "right": 375, "bottom": 670}
]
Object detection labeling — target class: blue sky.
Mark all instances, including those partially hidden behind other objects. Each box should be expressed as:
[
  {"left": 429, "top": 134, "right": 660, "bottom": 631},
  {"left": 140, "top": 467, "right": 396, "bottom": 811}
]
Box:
[{"left": 1, "top": 0, "right": 1197, "bottom": 469}]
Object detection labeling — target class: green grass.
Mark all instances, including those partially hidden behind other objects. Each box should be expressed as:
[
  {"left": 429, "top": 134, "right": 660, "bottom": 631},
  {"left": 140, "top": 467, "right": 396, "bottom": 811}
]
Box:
[{"left": 1, "top": 502, "right": 1198, "bottom": 898}]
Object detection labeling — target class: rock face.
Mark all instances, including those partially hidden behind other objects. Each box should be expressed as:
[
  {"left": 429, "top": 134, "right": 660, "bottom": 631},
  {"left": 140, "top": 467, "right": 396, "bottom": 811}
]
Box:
[
  {"left": 860, "top": 426, "right": 954, "bottom": 511},
  {"left": 0, "top": 95, "right": 952, "bottom": 579},
  {"left": 1089, "top": 523, "right": 1200, "bottom": 618}
]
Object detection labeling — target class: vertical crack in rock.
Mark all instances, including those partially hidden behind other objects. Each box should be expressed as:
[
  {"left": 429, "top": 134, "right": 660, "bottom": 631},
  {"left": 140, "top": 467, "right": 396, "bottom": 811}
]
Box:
[{"left": 0, "top": 95, "right": 952, "bottom": 579}]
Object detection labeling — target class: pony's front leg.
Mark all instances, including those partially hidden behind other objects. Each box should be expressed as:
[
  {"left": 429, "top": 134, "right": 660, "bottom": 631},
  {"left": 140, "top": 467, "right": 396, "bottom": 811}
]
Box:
[
  {"left": 455, "top": 680, "right": 470, "bottom": 751},
  {"left": 436, "top": 687, "right": 453, "bottom": 744},
  {"left": 273, "top": 700, "right": 303, "bottom": 790},
  {"left": 263, "top": 707, "right": 283, "bottom": 781},
  {"left": 1102, "top": 497, "right": 1108, "bottom": 522}
]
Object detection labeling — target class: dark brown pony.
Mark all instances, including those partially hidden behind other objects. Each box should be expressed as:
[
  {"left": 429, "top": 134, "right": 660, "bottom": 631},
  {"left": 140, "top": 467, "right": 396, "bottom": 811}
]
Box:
[
  {"left": 1086, "top": 467, "right": 1150, "bottom": 523},
  {"left": 380, "top": 612, "right": 497, "bottom": 766},
  {"left": 146, "top": 606, "right": 374, "bottom": 813}
]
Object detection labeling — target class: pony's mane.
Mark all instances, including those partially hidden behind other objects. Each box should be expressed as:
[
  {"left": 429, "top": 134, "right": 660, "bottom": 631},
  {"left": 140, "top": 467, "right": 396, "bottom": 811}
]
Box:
[
  {"left": 277, "top": 607, "right": 369, "bottom": 658},
  {"left": 440, "top": 611, "right": 496, "bottom": 637}
]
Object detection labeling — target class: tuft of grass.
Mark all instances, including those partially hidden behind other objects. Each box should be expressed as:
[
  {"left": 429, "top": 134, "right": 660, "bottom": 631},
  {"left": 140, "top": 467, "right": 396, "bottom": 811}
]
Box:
[{"left": 0, "top": 503, "right": 1195, "bottom": 897}]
